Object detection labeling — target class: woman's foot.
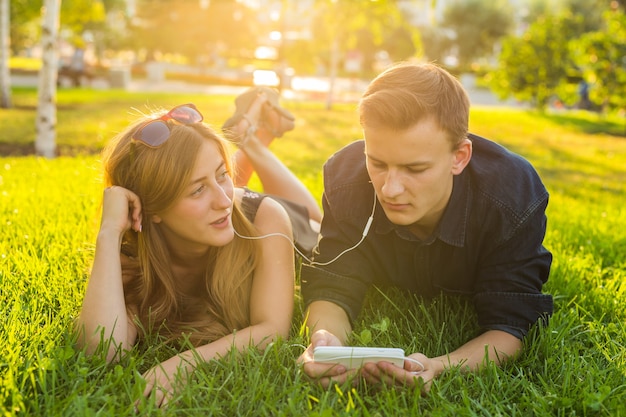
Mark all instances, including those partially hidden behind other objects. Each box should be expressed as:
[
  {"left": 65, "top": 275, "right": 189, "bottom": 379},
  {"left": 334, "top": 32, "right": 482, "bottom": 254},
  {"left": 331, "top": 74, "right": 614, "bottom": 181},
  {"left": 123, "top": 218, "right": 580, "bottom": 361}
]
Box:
[
  {"left": 224, "top": 91, "right": 268, "bottom": 148},
  {"left": 222, "top": 86, "right": 295, "bottom": 146},
  {"left": 258, "top": 87, "right": 295, "bottom": 137}
]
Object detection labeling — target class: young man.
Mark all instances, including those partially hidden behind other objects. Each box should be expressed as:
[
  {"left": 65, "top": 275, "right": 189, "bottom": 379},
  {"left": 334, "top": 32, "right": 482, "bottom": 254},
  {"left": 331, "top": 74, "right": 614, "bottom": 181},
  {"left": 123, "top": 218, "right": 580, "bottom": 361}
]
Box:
[{"left": 299, "top": 63, "right": 553, "bottom": 390}]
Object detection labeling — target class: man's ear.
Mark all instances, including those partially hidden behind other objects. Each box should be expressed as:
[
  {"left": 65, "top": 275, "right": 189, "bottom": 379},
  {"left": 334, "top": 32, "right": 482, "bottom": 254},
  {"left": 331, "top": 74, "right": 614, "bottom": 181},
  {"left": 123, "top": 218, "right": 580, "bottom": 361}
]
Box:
[
  {"left": 451, "top": 138, "right": 472, "bottom": 175},
  {"left": 151, "top": 214, "right": 162, "bottom": 224}
]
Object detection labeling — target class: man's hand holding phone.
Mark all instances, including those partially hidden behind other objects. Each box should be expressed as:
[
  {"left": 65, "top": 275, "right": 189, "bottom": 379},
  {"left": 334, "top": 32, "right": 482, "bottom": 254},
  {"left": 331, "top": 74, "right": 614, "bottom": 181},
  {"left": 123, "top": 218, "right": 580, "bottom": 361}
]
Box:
[
  {"left": 360, "top": 352, "right": 433, "bottom": 390},
  {"left": 298, "top": 330, "right": 360, "bottom": 388},
  {"left": 299, "top": 329, "right": 429, "bottom": 390}
]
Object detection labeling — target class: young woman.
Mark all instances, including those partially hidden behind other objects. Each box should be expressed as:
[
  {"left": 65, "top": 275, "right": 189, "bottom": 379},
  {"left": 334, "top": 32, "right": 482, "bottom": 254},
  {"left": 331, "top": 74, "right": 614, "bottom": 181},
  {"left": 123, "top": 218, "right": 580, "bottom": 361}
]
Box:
[{"left": 76, "top": 90, "right": 320, "bottom": 407}]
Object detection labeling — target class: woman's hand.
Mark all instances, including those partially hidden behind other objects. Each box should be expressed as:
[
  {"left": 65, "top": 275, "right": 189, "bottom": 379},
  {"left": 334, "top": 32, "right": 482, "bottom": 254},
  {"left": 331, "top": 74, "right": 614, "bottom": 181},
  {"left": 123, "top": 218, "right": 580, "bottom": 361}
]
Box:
[
  {"left": 101, "top": 185, "right": 143, "bottom": 235},
  {"left": 141, "top": 356, "right": 192, "bottom": 408}
]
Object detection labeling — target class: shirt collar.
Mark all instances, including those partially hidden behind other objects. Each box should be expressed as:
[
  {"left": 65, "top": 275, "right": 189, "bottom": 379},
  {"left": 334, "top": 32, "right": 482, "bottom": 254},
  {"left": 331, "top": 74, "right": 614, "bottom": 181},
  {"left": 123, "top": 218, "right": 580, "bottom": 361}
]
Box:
[{"left": 374, "top": 172, "right": 470, "bottom": 247}]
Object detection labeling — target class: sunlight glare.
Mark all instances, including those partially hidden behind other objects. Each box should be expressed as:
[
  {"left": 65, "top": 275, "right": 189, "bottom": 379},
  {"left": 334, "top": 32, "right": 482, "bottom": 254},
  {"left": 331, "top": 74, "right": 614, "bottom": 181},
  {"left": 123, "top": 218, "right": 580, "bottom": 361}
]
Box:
[
  {"left": 253, "top": 70, "right": 280, "bottom": 86},
  {"left": 254, "top": 46, "right": 278, "bottom": 60},
  {"left": 291, "top": 77, "right": 329, "bottom": 92}
]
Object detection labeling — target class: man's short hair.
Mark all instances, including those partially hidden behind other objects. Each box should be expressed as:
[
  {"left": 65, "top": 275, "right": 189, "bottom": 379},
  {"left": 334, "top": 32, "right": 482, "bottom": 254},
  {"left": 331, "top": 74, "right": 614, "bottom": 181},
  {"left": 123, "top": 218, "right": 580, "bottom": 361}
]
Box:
[{"left": 358, "top": 62, "right": 470, "bottom": 148}]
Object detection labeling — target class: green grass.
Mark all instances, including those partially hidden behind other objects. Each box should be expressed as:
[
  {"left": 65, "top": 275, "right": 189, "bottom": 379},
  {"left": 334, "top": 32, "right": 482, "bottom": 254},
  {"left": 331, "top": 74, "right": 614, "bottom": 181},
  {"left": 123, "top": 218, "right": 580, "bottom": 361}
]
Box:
[{"left": 1, "top": 88, "right": 625, "bottom": 415}]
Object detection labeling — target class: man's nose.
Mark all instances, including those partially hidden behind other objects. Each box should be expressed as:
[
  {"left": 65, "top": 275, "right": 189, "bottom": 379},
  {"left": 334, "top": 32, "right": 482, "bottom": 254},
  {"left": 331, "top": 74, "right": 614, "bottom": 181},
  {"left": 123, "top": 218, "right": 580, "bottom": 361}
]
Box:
[{"left": 381, "top": 171, "right": 404, "bottom": 198}]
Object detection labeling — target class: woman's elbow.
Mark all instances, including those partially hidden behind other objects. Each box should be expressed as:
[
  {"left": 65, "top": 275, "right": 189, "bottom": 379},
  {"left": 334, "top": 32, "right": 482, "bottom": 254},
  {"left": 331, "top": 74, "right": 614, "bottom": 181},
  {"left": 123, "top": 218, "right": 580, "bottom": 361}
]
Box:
[
  {"left": 73, "top": 322, "right": 130, "bottom": 363},
  {"left": 255, "top": 320, "right": 291, "bottom": 349}
]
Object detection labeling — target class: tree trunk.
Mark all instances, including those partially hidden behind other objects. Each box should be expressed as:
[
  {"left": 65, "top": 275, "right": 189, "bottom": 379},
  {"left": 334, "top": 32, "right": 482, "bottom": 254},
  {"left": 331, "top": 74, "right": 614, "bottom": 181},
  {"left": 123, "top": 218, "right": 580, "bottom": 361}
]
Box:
[
  {"left": 35, "top": 0, "right": 61, "bottom": 158},
  {"left": 326, "top": 37, "right": 338, "bottom": 111},
  {"left": 0, "top": 0, "right": 11, "bottom": 109}
]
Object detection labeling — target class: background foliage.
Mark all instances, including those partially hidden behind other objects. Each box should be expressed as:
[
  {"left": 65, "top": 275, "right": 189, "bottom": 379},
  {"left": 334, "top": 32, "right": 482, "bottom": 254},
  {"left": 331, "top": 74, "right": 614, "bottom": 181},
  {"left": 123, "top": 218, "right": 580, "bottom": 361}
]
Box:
[{"left": 5, "top": 0, "right": 625, "bottom": 112}]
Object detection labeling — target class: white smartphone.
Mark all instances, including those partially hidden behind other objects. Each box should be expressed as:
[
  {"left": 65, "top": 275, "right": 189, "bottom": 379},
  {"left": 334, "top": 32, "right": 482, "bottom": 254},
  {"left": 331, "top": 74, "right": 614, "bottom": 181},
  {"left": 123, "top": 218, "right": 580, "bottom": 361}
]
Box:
[{"left": 313, "top": 346, "right": 405, "bottom": 369}]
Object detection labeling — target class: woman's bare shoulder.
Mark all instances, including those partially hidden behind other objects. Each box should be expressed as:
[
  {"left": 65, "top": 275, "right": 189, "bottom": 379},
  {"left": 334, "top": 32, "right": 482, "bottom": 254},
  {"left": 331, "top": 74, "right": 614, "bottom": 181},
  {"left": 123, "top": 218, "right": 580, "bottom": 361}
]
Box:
[{"left": 254, "top": 196, "right": 291, "bottom": 234}]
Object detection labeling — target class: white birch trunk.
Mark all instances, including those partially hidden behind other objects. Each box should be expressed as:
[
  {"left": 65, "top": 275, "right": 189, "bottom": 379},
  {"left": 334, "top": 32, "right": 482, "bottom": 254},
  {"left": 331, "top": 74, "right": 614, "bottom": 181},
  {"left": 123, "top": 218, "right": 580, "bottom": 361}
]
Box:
[
  {"left": 35, "top": 0, "right": 61, "bottom": 158},
  {"left": 0, "top": 0, "right": 11, "bottom": 108},
  {"left": 326, "top": 37, "right": 338, "bottom": 111}
]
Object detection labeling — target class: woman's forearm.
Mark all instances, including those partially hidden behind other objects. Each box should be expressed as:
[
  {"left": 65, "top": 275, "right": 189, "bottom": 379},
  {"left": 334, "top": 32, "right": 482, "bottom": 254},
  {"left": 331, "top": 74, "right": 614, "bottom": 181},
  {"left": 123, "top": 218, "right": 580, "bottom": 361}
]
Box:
[
  {"left": 167, "top": 320, "right": 289, "bottom": 375},
  {"left": 75, "top": 229, "right": 135, "bottom": 360}
]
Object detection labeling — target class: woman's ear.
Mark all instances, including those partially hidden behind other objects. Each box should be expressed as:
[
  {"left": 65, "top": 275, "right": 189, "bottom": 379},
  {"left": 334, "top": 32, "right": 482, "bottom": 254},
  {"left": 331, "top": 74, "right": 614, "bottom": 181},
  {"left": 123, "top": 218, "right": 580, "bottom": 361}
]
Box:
[
  {"left": 151, "top": 214, "right": 162, "bottom": 224},
  {"left": 451, "top": 138, "right": 472, "bottom": 175}
]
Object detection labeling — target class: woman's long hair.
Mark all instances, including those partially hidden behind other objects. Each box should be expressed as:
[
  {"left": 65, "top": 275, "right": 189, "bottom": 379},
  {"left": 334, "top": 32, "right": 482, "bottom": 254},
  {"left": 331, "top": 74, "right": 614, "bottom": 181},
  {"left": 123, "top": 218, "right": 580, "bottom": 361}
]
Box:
[{"left": 101, "top": 117, "right": 261, "bottom": 346}]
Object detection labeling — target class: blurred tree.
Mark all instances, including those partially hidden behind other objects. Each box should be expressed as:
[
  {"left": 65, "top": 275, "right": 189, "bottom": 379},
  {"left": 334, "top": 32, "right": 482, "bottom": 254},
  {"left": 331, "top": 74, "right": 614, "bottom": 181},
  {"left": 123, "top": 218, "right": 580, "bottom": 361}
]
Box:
[
  {"left": 440, "top": 0, "right": 513, "bottom": 71},
  {"left": 1, "top": 0, "right": 10, "bottom": 108},
  {"left": 355, "top": 27, "right": 377, "bottom": 76},
  {"left": 311, "top": 0, "right": 418, "bottom": 78},
  {"left": 36, "top": 0, "right": 61, "bottom": 158},
  {"left": 572, "top": 8, "right": 626, "bottom": 113},
  {"left": 60, "top": 0, "right": 107, "bottom": 40},
  {"left": 61, "top": 0, "right": 127, "bottom": 64},
  {"left": 419, "top": 26, "right": 455, "bottom": 66},
  {"left": 9, "top": 0, "right": 40, "bottom": 53},
  {"left": 490, "top": 0, "right": 624, "bottom": 111},
  {"left": 10, "top": 0, "right": 112, "bottom": 53},
  {"left": 310, "top": 0, "right": 418, "bottom": 108},
  {"left": 525, "top": 0, "right": 609, "bottom": 34},
  {"left": 489, "top": 13, "right": 577, "bottom": 110},
  {"left": 89, "top": 1, "right": 132, "bottom": 61},
  {"left": 130, "top": 0, "right": 259, "bottom": 65},
  {"left": 281, "top": 38, "right": 317, "bottom": 75},
  {"left": 382, "top": 26, "right": 418, "bottom": 62}
]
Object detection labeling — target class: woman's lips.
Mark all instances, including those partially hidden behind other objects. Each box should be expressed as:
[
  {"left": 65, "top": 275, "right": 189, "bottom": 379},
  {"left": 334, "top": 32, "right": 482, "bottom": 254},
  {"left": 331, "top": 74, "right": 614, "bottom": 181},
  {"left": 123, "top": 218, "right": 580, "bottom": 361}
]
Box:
[{"left": 210, "top": 214, "right": 231, "bottom": 228}]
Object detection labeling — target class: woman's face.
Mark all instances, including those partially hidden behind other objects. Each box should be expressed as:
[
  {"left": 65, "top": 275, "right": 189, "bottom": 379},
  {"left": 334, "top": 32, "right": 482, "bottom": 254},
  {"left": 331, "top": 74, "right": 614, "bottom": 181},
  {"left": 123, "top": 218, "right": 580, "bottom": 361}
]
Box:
[{"left": 151, "top": 139, "right": 235, "bottom": 254}]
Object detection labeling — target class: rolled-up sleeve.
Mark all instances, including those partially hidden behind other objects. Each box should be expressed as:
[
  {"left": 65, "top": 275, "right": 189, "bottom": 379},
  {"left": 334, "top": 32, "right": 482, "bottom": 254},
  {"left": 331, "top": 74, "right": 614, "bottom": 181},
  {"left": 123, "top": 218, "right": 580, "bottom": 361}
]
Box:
[{"left": 301, "top": 264, "right": 371, "bottom": 323}]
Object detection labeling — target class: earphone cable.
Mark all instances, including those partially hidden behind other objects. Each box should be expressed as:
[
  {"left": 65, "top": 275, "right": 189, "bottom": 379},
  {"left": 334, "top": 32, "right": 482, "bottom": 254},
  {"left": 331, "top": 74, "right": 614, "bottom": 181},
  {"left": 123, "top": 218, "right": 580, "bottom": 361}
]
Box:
[{"left": 234, "top": 193, "right": 377, "bottom": 266}]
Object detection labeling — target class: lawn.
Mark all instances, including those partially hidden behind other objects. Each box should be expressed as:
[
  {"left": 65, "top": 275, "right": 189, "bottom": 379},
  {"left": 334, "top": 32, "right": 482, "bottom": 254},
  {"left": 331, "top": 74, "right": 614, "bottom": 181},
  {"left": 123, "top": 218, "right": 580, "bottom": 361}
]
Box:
[{"left": 1, "top": 87, "right": 625, "bottom": 416}]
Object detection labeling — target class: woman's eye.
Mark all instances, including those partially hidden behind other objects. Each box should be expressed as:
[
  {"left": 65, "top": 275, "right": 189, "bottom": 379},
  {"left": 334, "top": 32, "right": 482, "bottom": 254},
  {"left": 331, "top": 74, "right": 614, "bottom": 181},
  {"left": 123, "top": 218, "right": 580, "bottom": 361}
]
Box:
[
  {"left": 218, "top": 170, "right": 230, "bottom": 180},
  {"left": 191, "top": 185, "right": 205, "bottom": 196}
]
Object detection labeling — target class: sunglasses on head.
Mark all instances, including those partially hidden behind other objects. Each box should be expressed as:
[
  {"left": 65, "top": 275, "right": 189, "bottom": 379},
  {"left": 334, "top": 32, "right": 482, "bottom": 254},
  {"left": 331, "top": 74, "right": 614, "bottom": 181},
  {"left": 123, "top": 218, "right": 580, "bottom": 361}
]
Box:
[{"left": 132, "top": 104, "right": 203, "bottom": 148}]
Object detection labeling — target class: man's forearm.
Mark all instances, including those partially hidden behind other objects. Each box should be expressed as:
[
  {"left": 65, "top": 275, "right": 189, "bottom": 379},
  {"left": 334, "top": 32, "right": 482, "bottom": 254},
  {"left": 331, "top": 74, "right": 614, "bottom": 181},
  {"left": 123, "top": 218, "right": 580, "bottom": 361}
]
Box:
[
  {"left": 432, "top": 329, "right": 522, "bottom": 375},
  {"left": 305, "top": 300, "right": 352, "bottom": 344}
]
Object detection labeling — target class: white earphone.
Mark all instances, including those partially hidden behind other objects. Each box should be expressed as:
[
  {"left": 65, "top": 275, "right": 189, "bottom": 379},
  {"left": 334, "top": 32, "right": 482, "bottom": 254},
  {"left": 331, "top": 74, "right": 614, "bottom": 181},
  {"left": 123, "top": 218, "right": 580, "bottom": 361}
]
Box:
[{"left": 234, "top": 192, "right": 377, "bottom": 266}]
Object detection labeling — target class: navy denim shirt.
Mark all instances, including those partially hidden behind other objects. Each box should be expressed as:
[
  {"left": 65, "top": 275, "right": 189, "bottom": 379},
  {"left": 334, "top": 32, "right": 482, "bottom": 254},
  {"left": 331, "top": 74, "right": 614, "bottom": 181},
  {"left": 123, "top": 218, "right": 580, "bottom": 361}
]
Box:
[{"left": 301, "top": 135, "right": 553, "bottom": 340}]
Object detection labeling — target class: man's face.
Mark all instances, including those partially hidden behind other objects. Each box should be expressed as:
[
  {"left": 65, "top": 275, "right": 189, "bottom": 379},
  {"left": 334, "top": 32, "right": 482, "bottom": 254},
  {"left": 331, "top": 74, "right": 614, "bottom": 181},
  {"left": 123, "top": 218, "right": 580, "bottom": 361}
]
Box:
[{"left": 364, "top": 118, "right": 470, "bottom": 239}]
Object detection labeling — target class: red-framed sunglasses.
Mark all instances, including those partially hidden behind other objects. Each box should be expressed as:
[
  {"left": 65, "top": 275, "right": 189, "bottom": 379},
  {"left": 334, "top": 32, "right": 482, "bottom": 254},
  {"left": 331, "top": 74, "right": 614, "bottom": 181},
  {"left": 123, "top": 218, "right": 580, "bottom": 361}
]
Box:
[{"left": 132, "top": 104, "right": 203, "bottom": 148}]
